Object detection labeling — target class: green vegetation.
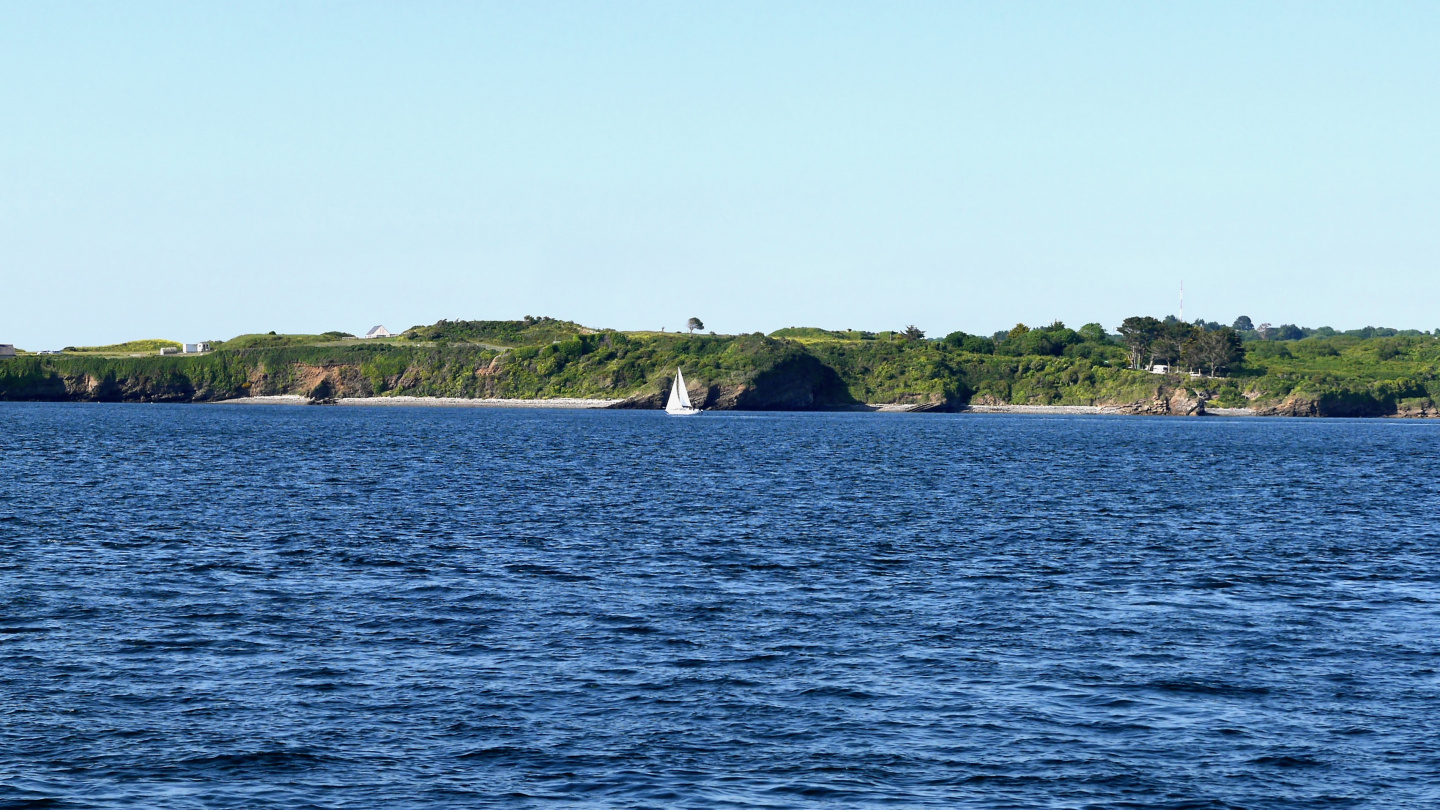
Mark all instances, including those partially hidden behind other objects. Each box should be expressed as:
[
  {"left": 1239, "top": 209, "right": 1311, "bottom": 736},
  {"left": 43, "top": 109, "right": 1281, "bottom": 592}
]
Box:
[
  {"left": 1117, "top": 317, "right": 1243, "bottom": 375},
  {"left": 400, "top": 316, "right": 590, "bottom": 346},
  {"left": 769, "top": 327, "right": 880, "bottom": 342},
  {"left": 3, "top": 316, "right": 1438, "bottom": 416},
  {"left": 1217, "top": 314, "right": 1435, "bottom": 343},
  {"left": 1219, "top": 333, "right": 1440, "bottom": 415},
  {"left": 216, "top": 333, "right": 353, "bottom": 350},
  {"left": 64, "top": 339, "right": 181, "bottom": 354},
  {"left": 806, "top": 337, "right": 1156, "bottom": 407}
]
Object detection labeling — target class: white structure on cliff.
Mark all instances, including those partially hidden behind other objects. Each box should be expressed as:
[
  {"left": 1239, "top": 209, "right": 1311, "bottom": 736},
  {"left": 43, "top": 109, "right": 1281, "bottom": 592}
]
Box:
[
  {"left": 182, "top": 342, "right": 212, "bottom": 354},
  {"left": 0, "top": 344, "right": 15, "bottom": 357},
  {"left": 364, "top": 325, "right": 393, "bottom": 339}
]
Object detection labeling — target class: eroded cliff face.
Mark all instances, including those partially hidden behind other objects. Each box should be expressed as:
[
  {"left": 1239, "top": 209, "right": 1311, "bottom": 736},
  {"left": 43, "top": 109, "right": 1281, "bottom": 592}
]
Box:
[
  {"left": 245, "top": 364, "right": 374, "bottom": 400},
  {"left": 53, "top": 372, "right": 198, "bottom": 403},
  {"left": 1, "top": 362, "right": 343, "bottom": 404}
]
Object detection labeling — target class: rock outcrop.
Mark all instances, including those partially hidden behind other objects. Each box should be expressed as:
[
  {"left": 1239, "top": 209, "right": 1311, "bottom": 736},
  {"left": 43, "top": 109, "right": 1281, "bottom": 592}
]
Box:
[
  {"left": 1393, "top": 400, "right": 1440, "bottom": 418},
  {"left": 1252, "top": 395, "right": 1322, "bottom": 417},
  {"left": 1252, "top": 393, "right": 1440, "bottom": 418},
  {"left": 1107, "top": 385, "right": 1206, "bottom": 416}
]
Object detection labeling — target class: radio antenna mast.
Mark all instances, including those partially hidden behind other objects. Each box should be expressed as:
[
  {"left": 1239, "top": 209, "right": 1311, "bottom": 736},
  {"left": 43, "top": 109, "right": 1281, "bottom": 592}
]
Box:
[{"left": 1179, "top": 280, "right": 1185, "bottom": 323}]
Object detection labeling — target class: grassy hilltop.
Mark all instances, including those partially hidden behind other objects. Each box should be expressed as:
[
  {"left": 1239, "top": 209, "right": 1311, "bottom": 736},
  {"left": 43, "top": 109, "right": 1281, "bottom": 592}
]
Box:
[{"left": 2, "top": 316, "right": 1438, "bottom": 416}]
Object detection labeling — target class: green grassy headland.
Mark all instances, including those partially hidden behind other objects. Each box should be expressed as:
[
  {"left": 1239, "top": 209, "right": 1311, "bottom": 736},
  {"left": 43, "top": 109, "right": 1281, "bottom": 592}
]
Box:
[
  {"left": 63, "top": 339, "right": 183, "bottom": 355},
  {"left": 2, "top": 317, "right": 1438, "bottom": 416}
]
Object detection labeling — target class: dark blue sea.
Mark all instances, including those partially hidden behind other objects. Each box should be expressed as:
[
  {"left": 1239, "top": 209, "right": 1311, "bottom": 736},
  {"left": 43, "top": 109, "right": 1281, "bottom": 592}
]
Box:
[{"left": 3, "top": 403, "right": 1439, "bottom": 808}]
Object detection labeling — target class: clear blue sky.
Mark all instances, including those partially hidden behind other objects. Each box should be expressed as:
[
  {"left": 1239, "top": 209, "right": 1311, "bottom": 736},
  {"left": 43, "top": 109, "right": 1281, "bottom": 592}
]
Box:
[{"left": 3, "top": 1, "right": 1438, "bottom": 348}]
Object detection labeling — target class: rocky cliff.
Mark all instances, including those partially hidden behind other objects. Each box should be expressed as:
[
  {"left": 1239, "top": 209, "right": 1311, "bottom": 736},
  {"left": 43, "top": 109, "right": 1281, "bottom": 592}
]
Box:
[{"left": 610, "top": 352, "right": 855, "bottom": 410}]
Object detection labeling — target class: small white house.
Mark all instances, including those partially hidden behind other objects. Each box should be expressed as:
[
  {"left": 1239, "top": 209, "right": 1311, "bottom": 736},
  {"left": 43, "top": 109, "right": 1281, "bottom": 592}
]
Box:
[
  {"left": 1149, "top": 364, "right": 1170, "bottom": 374},
  {"left": 364, "top": 325, "right": 393, "bottom": 339},
  {"left": 160, "top": 347, "right": 179, "bottom": 355},
  {"left": 181, "top": 342, "right": 212, "bottom": 354},
  {"left": 0, "top": 344, "right": 15, "bottom": 357}
]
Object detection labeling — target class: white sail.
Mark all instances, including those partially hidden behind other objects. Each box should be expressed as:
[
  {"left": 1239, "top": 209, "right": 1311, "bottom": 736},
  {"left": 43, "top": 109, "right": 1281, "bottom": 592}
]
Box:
[
  {"left": 666, "top": 374, "right": 682, "bottom": 411},
  {"left": 676, "top": 368, "right": 692, "bottom": 408},
  {"left": 665, "top": 368, "right": 700, "bottom": 415}
]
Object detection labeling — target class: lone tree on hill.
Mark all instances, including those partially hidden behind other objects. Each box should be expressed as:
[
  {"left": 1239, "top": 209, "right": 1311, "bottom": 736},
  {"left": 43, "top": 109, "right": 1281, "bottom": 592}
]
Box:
[
  {"left": 1233, "top": 315, "right": 1254, "bottom": 331},
  {"left": 687, "top": 317, "right": 704, "bottom": 334},
  {"left": 903, "top": 325, "right": 926, "bottom": 341}
]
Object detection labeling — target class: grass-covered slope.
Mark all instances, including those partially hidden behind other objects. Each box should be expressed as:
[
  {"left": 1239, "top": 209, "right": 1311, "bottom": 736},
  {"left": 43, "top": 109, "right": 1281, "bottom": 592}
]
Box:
[
  {"left": 65, "top": 339, "right": 182, "bottom": 354},
  {"left": 216, "top": 332, "right": 354, "bottom": 350},
  {"left": 399, "top": 317, "right": 591, "bottom": 347}
]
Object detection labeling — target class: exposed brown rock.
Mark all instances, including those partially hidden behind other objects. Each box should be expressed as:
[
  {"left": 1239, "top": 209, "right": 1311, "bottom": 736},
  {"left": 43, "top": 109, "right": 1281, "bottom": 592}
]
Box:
[
  {"left": 1253, "top": 395, "right": 1321, "bottom": 417},
  {"left": 1107, "top": 386, "right": 1206, "bottom": 416}
]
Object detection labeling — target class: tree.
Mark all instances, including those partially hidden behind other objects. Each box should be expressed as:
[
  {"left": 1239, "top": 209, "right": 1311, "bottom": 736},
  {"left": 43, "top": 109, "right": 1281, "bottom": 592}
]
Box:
[
  {"left": 687, "top": 317, "right": 704, "bottom": 334},
  {"left": 1078, "top": 323, "right": 1108, "bottom": 343},
  {"left": 903, "top": 325, "right": 926, "bottom": 341},
  {"left": 1184, "top": 327, "right": 1244, "bottom": 376},
  {"left": 1232, "top": 316, "right": 1254, "bottom": 331},
  {"left": 1006, "top": 323, "right": 1030, "bottom": 341},
  {"left": 1156, "top": 321, "right": 1199, "bottom": 369},
  {"left": 942, "top": 331, "right": 995, "bottom": 354},
  {"left": 1256, "top": 322, "right": 1272, "bottom": 340},
  {"left": 1117, "top": 316, "right": 1163, "bottom": 369}
]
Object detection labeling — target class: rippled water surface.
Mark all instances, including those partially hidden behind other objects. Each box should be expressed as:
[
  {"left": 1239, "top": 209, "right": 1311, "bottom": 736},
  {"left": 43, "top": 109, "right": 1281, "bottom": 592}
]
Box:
[{"left": 4, "top": 403, "right": 1440, "bottom": 808}]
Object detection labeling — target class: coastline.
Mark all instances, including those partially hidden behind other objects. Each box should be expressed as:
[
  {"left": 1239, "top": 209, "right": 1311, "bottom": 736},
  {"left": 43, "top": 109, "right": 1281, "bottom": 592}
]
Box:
[
  {"left": 211, "top": 395, "right": 624, "bottom": 408},
  {"left": 8, "top": 318, "right": 1436, "bottom": 420},
  {"left": 207, "top": 395, "right": 1258, "bottom": 416},
  {"left": 1203, "top": 407, "right": 1258, "bottom": 417},
  {"left": 961, "top": 404, "right": 1107, "bottom": 415},
  {"left": 963, "top": 404, "right": 1257, "bottom": 416}
]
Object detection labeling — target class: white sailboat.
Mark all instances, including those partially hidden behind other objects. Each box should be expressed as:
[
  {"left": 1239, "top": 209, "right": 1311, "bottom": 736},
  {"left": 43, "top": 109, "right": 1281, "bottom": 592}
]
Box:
[{"left": 665, "top": 368, "right": 701, "bottom": 416}]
